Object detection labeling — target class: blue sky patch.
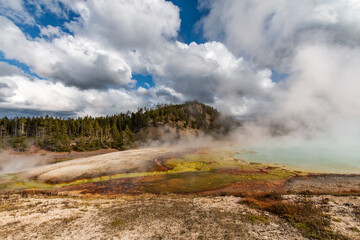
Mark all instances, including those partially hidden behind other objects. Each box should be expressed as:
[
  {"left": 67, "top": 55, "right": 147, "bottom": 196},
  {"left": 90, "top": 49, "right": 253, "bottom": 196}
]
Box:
[
  {"left": 132, "top": 74, "right": 155, "bottom": 89},
  {"left": 168, "top": 0, "right": 207, "bottom": 44},
  {"left": 20, "top": 0, "right": 79, "bottom": 38}
]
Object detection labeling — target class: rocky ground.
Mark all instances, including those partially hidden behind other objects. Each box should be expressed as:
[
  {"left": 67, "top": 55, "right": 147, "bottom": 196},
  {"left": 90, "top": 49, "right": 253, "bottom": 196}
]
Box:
[{"left": 0, "top": 193, "right": 359, "bottom": 240}]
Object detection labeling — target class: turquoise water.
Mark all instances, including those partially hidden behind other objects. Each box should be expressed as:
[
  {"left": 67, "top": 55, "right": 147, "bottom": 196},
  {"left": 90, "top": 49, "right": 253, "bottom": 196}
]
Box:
[{"left": 238, "top": 145, "right": 360, "bottom": 174}]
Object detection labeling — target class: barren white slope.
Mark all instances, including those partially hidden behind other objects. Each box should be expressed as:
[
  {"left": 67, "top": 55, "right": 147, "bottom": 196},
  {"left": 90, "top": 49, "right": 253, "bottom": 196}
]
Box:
[{"left": 21, "top": 147, "right": 176, "bottom": 183}]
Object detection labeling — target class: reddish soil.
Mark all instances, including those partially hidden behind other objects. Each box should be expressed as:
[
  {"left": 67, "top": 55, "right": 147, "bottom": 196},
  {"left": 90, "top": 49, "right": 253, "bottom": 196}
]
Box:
[{"left": 149, "top": 159, "right": 169, "bottom": 172}]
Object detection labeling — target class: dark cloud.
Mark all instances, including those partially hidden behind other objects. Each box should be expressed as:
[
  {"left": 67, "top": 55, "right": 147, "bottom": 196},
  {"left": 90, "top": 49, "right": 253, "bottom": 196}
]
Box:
[{"left": 51, "top": 54, "right": 134, "bottom": 90}]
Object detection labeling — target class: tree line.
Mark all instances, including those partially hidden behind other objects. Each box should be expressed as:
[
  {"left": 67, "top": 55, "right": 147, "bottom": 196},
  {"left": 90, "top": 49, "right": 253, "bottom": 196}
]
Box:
[{"left": 0, "top": 101, "right": 224, "bottom": 152}]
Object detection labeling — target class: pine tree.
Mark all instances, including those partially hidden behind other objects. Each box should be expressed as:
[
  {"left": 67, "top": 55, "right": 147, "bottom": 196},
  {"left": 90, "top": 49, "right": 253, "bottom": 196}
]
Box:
[
  {"left": 111, "top": 123, "right": 122, "bottom": 149},
  {"left": 123, "top": 125, "right": 135, "bottom": 148},
  {"left": 94, "top": 121, "right": 101, "bottom": 137}
]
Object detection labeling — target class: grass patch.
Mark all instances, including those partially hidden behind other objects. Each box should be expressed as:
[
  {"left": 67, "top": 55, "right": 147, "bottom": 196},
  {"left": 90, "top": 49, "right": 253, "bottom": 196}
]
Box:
[
  {"left": 254, "top": 192, "right": 284, "bottom": 201},
  {"left": 241, "top": 195, "right": 349, "bottom": 240},
  {"left": 111, "top": 219, "right": 124, "bottom": 228},
  {"left": 245, "top": 214, "right": 269, "bottom": 224},
  {"left": 266, "top": 201, "right": 348, "bottom": 239}
]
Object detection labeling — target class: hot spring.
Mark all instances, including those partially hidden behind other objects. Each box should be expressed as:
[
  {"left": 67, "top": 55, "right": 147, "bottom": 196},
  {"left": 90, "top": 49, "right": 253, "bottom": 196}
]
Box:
[{"left": 238, "top": 141, "right": 360, "bottom": 174}]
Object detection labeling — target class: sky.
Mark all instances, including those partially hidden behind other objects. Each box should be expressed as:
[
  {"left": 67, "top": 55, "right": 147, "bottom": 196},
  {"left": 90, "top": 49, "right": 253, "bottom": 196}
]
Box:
[{"left": 0, "top": 0, "right": 360, "bottom": 141}]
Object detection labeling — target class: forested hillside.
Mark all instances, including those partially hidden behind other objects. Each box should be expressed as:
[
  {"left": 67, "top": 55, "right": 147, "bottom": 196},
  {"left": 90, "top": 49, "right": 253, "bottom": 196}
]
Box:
[{"left": 0, "top": 101, "right": 236, "bottom": 152}]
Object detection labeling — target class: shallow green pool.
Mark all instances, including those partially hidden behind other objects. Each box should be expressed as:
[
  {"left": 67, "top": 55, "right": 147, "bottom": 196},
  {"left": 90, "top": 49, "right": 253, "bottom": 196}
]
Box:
[{"left": 239, "top": 144, "right": 360, "bottom": 174}]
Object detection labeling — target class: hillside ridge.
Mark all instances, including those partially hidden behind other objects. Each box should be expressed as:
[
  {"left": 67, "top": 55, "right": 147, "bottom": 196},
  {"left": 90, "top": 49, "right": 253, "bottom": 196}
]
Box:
[{"left": 0, "top": 101, "right": 237, "bottom": 152}]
